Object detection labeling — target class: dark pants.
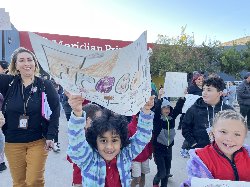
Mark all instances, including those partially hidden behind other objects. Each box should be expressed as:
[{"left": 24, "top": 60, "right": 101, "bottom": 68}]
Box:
[
  {"left": 181, "top": 139, "right": 190, "bottom": 150},
  {"left": 153, "top": 147, "right": 172, "bottom": 187},
  {"left": 54, "top": 129, "right": 59, "bottom": 143},
  {"left": 54, "top": 123, "right": 59, "bottom": 143},
  {"left": 239, "top": 104, "right": 250, "bottom": 129}
]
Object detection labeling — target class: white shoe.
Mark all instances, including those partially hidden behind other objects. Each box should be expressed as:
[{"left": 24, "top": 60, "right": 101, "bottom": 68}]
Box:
[
  {"left": 53, "top": 142, "right": 60, "bottom": 152},
  {"left": 180, "top": 149, "right": 189, "bottom": 158}
]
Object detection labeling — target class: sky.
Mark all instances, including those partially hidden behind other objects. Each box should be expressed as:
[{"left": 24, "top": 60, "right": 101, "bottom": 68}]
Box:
[{"left": 1, "top": 0, "right": 250, "bottom": 45}]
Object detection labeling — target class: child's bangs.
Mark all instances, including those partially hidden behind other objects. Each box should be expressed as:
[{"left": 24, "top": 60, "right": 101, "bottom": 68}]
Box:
[{"left": 111, "top": 129, "right": 120, "bottom": 137}]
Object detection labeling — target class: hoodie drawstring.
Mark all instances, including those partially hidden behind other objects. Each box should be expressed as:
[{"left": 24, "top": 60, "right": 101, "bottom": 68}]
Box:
[{"left": 206, "top": 102, "right": 224, "bottom": 128}]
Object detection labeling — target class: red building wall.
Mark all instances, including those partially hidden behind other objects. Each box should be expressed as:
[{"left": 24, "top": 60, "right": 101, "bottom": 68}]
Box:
[{"left": 19, "top": 31, "right": 154, "bottom": 51}]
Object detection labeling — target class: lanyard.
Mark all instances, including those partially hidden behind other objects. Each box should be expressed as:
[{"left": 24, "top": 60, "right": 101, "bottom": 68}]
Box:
[{"left": 21, "top": 83, "right": 33, "bottom": 116}]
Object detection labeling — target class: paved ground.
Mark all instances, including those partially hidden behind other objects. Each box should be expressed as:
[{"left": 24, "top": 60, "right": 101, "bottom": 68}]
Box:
[{"left": 1, "top": 108, "right": 249, "bottom": 187}]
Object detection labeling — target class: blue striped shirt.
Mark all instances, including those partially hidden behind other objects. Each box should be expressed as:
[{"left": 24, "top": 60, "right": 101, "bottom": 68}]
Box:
[{"left": 67, "top": 110, "right": 154, "bottom": 187}]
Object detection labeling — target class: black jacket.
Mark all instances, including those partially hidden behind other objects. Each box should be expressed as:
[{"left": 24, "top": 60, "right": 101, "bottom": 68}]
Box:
[
  {"left": 182, "top": 97, "right": 233, "bottom": 148},
  {"left": 0, "top": 74, "right": 60, "bottom": 142},
  {"left": 187, "top": 84, "right": 202, "bottom": 96},
  {"left": 0, "top": 93, "right": 3, "bottom": 110},
  {"left": 61, "top": 94, "right": 72, "bottom": 114},
  {"left": 153, "top": 98, "right": 184, "bottom": 153}
]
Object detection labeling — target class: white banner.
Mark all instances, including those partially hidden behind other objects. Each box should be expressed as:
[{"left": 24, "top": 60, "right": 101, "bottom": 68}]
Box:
[
  {"left": 29, "top": 31, "right": 151, "bottom": 116},
  {"left": 192, "top": 177, "right": 250, "bottom": 187},
  {"left": 0, "top": 8, "right": 12, "bottom": 30},
  {"left": 182, "top": 94, "right": 201, "bottom": 113},
  {"left": 164, "top": 72, "right": 187, "bottom": 97}
]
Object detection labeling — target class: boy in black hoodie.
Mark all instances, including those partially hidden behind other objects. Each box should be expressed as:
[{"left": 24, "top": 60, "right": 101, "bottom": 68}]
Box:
[
  {"left": 153, "top": 88, "right": 185, "bottom": 187},
  {"left": 182, "top": 77, "right": 233, "bottom": 149}
]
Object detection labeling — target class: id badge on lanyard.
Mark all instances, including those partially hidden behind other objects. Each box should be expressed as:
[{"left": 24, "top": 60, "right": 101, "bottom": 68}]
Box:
[
  {"left": 19, "top": 83, "right": 32, "bottom": 129},
  {"left": 19, "top": 115, "right": 29, "bottom": 129}
]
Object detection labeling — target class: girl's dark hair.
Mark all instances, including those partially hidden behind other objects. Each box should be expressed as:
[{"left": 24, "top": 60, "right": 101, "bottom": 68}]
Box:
[
  {"left": 203, "top": 77, "right": 225, "bottom": 91},
  {"left": 86, "top": 110, "right": 130, "bottom": 150}
]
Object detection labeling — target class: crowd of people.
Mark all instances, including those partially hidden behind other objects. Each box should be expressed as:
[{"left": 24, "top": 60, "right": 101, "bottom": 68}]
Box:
[{"left": 0, "top": 47, "right": 250, "bottom": 187}]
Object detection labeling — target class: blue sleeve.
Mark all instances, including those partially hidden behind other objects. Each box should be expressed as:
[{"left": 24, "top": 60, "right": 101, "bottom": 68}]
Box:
[{"left": 67, "top": 111, "right": 93, "bottom": 169}]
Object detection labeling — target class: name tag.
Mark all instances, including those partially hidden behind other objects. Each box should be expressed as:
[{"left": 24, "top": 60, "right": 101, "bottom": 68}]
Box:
[{"left": 19, "top": 115, "right": 29, "bottom": 129}]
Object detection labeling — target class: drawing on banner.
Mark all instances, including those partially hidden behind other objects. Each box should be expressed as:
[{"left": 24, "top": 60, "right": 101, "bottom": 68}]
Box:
[
  {"left": 95, "top": 76, "right": 115, "bottom": 93},
  {"left": 29, "top": 31, "right": 151, "bottom": 116},
  {"left": 115, "top": 73, "right": 130, "bottom": 94},
  {"left": 81, "top": 52, "right": 119, "bottom": 77},
  {"left": 164, "top": 72, "right": 188, "bottom": 97},
  {"left": 191, "top": 177, "right": 250, "bottom": 187},
  {"left": 130, "top": 71, "right": 141, "bottom": 90},
  {"left": 182, "top": 94, "right": 201, "bottom": 113}
]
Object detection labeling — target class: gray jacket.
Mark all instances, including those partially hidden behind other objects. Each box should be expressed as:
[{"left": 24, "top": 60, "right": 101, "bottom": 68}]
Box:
[{"left": 237, "top": 80, "right": 250, "bottom": 106}]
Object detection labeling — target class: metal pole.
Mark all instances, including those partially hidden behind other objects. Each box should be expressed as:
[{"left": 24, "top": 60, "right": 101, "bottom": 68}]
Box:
[{"left": 1, "top": 30, "right": 5, "bottom": 60}]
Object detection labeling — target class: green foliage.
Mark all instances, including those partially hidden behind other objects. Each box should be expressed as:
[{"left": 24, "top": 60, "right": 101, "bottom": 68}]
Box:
[
  {"left": 150, "top": 26, "right": 249, "bottom": 79},
  {"left": 242, "top": 41, "right": 250, "bottom": 71},
  {"left": 149, "top": 27, "right": 222, "bottom": 77},
  {"left": 219, "top": 46, "right": 245, "bottom": 79}
]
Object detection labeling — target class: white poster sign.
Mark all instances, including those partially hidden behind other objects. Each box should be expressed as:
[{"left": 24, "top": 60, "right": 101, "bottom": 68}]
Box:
[
  {"left": 164, "top": 72, "right": 187, "bottom": 97},
  {"left": 182, "top": 94, "right": 201, "bottom": 113},
  {"left": 0, "top": 9, "right": 12, "bottom": 30},
  {"left": 29, "top": 31, "right": 151, "bottom": 116},
  {"left": 192, "top": 177, "right": 250, "bottom": 187}
]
